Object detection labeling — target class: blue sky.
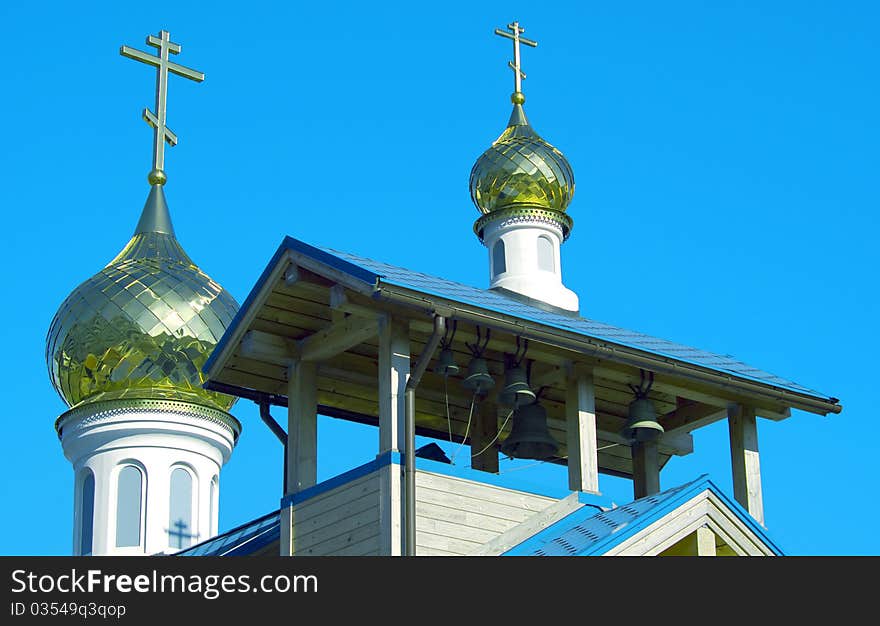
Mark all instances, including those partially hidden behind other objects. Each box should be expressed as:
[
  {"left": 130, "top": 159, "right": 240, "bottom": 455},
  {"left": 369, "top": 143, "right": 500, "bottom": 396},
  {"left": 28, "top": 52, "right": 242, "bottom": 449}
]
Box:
[{"left": 1, "top": 1, "right": 876, "bottom": 556}]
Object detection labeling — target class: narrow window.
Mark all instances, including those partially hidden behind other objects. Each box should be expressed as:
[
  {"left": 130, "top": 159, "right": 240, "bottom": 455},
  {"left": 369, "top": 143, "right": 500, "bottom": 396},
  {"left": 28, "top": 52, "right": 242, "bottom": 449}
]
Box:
[
  {"left": 493, "top": 239, "right": 506, "bottom": 276},
  {"left": 80, "top": 471, "right": 95, "bottom": 555},
  {"left": 209, "top": 476, "right": 218, "bottom": 536},
  {"left": 537, "top": 236, "right": 555, "bottom": 272},
  {"left": 116, "top": 466, "right": 142, "bottom": 548},
  {"left": 169, "top": 468, "right": 195, "bottom": 549}
]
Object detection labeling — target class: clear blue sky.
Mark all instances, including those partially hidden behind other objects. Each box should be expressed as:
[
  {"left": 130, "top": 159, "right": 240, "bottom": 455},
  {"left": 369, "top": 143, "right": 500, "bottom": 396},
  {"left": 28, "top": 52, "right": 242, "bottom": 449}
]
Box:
[{"left": 1, "top": 1, "right": 875, "bottom": 556}]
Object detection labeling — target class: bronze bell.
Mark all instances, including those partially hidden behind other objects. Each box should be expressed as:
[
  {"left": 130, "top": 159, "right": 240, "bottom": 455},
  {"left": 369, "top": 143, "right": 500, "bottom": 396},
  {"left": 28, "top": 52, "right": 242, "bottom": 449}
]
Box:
[
  {"left": 462, "top": 356, "right": 494, "bottom": 394},
  {"left": 497, "top": 365, "right": 536, "bottom": 407},
  {"left": 621, "top": 396, "right": 664, "bottom": 442},
  {"left": 435, "top": 347, "right": 460, "bottom": 377},
  {"left": 500, "top": 401, "right": 559, "bottom": 460}
]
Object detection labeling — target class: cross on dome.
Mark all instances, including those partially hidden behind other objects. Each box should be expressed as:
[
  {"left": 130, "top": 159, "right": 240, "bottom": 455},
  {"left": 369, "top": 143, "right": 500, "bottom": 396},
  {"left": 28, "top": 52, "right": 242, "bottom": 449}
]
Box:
[
  {"left": 120, "top": 30, "right": 205, "bottom": 184},
  {"left": 494, "top": 21, "right": 538, "bottom": 101}
]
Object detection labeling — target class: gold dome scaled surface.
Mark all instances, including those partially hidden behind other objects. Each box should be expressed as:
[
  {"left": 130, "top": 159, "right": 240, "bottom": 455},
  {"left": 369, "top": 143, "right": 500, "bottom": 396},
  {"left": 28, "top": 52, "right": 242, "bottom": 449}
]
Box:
[
  {"left": 46, "top": 186, "right": 239, "bottom": 412},
  {"left": 469, "top": 104, "right": 575, "bottom": 216}
]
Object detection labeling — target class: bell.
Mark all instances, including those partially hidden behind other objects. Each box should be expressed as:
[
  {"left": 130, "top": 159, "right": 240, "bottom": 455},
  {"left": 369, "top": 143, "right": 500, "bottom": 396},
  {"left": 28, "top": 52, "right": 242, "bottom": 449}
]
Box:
[
  {"left": 435, "top": 347, "right": 460, "bottom": 377},
  {"left": 500, "top": 401, "right": 559, "bottom": 460},
  {"left": 621, "top": 396, "right": 665, "bottom": 442},
  {"left": 497, "top": 365, "right": 536, "bottom": 407},
  {"left": 462, "top": 357, "right": 494, "bottom": 394}
]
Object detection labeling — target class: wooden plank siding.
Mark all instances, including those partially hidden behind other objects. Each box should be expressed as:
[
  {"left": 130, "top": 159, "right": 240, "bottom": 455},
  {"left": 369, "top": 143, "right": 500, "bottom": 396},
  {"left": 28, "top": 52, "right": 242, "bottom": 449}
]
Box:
[
  {"left": 414, "top": 470, "right": 560, "bottom": 556},
  {"left": 291, "top": 471, "right": 381, "bottom": 556}
]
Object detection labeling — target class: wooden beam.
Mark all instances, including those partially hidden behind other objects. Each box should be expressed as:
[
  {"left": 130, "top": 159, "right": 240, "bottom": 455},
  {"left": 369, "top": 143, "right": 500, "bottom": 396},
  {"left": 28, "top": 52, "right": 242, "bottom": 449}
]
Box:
[
  {"left": 283, "top": 264, "right": 300, "bottom": 287},
  {"left": 278, "top": 263, "right": 336, "bottom": 293},
  {"left": 309, "top": 350, "right": 699, "bottom": 456},
  {"left": 632, "top": 440, "right": 660, "bottom": 499},
  {"left": 660, "top": 400, "right": 727, "bottom": 436},
  {"left": 315, "top": 358, "right": 695, "bottom": 458},
  {"left": 470, "top": 401, "right": 500, "bottom": 473},
  {"left": 596, "top": 364, "right": 791, "bottom": 421},
  {"left": 531, "top": 365, "right": 566, "bottom": 389},
  {"left": 298, "top": 314, "right": 383, "bottom": 362},
  {"left": 210, "top": 366, "right": 287, "bottom": 397},
  {"left": 410, "top": 319, "right": 576, "bottom": 368},
  {"left": 297, "top": 345, "right": 697, "bottom": 459},
  {"left": 287, "top": 251, "right": 379, "bottom": 298},
  {"left": 265, "top": 291, "right": 329, "bottom": 319},
  {"left": 330, "top": 284, "right": 378, "bottom": 319},
  {"left": 287, "top": 360, "right": 318, "bottom": 494},
  {"left": 728, "top": 404, "right": 764, "bottom": 526},
  {"left": 566, "top": 365, "right": 599, "bottom": 494},
  {"left": 240, "top": 329, "right": 296, "bottom": 364},
  {"left": 378, "top": 319, "right": 410, "bottom": 453},
  {"left": 546, "top": 413, "right": 693, "bottom": 458}
]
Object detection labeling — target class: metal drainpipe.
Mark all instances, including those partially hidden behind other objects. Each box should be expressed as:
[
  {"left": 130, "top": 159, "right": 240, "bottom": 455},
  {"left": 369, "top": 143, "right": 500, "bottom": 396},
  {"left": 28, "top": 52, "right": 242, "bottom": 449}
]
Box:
[
  {"left": 258, "top": 399, "right": 289, "bottom": 494},
  {"left": 404, "top": 314, "right": 446, "bottom": 556}
]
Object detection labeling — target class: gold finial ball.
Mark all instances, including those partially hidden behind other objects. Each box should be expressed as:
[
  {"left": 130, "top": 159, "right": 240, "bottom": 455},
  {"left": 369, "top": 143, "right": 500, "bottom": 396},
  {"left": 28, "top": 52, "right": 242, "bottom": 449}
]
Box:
[
  {"left": 148, "top": 169, "right": 167, "bottom": 186},
  {"left": 511, "top": 91, "right": 526, "bottom": 105}
]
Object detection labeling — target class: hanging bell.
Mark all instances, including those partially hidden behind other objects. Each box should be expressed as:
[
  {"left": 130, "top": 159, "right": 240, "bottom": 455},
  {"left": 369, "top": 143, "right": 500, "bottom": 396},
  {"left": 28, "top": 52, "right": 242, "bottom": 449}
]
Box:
[
  {"left": 621, "top": 396, "right": 665, "bottom": 442},
  {"left": 497, "top": 365, "right": 536, "bottom": 407},
  {"left": 435, "top": 347, "right": 460, "bottom": 377},
  {"left": 462, "top": 356, "right": 494, "bottom": 394},
  {"left": 500, "top": 401, "right": 559, "bottom": 460}
]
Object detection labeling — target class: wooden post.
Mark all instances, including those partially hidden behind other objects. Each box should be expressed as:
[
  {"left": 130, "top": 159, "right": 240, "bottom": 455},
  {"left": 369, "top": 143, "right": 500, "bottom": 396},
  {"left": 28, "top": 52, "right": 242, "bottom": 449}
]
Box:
[
  {"left": 377, "top": 318, "right": 409, "bottom": 556},
  {"left": 696, "top": 526, "right": 717, "bottom": 556},
  {"left": 728, "top": 404, "right": 764, "bottom": 526},
  {"left": 378, "top": 462, "right": 404, "bottom": 556},
  {"left": 632, "top": 440, "right": 660, "bottom": 499},
  {"left": 287, "top": 359, "right": 318, "bottom": 494},
  {"left": 470, "top": 400, "right": 500, "bottom": 473},
  {"left": 669, "top": 525, "right": 717, "bottom": 556},
  {"left": 282, "top": 359, "right": 317, "bottom": 557},
  {"left": 565, "top": 365, "right": 599, "bottom": 493},
  {"left": 378, "top": 319, "right": 410, "bottom": 454}
]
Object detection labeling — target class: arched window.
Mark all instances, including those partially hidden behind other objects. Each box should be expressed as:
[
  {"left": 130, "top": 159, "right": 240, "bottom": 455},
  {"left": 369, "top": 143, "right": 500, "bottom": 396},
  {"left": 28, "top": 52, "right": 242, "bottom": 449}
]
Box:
[
  {"left": 169, "top": 468, "right": 195, "bottom": 549},
  {"left": 209, "top": 476, "right": 219, "bottom": 536},
  {"left": 493, "top": 240, "right": 506, "bottom": 276},
  {"left": 80, "top": 471, "right": 95, "bottom": 556},
  {"left": 537, "top": 236, "right": 555, "bottom": 272},
  {"left": 116, "top": 465, "right": 143, "bottom": 548}
]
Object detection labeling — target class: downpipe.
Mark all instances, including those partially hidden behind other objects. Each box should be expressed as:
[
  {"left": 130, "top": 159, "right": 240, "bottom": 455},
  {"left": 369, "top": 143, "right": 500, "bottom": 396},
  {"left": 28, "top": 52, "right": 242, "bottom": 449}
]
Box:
[
  {"left": 404, "top": 314, "right": 446, "bottom": 556},
  {"left": 258, "top": 399, "right": 289, "bottom": 494}
]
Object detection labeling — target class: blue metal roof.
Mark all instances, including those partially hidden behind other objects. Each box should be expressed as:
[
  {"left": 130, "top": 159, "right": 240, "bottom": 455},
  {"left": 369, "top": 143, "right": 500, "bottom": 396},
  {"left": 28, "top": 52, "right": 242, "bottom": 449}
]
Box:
[
  {"left": 204, "top": 235, "right": 835, "bottom": 404},
  {"left": 502, "top": 475, "right": 784, "bottom": 556},
  {"left": 175, "top": 510, "right": 279, "bottom": 556},
  {"left": 321, "top": 245, "right": 828, "bottom": 398}
]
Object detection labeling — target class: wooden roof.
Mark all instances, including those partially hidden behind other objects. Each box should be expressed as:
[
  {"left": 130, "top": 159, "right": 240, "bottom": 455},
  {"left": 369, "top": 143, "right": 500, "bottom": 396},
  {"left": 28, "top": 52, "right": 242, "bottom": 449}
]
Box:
[{"left": 203, "top": 237, "right": 841, "bottom": 478}]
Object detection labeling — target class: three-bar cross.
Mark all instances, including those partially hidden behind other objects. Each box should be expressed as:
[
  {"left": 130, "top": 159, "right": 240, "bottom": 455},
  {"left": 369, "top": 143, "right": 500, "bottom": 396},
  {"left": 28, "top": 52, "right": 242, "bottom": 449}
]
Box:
[{"left": 120, "top": 30, "right": 204, "bottom": 175}]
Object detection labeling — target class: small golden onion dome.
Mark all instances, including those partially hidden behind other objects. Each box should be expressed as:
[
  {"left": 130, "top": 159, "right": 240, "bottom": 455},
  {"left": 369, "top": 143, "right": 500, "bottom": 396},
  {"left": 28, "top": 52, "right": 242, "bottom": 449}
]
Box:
[
  {"left": 45, "top": 184, "right": 239, "bottom": 412},
  {"left": 469, "top": 101, "right": 575, "bottom": 232}
]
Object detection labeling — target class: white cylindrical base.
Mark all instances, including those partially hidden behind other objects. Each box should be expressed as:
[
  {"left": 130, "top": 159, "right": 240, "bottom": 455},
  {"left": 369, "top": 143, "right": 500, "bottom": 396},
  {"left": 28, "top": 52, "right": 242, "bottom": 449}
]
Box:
[
  {"left": 57, "top": 400, "right": 238, "bottom": 556},
  {"left": 482, "top": 217, "right": 579, "bottom": 312}
]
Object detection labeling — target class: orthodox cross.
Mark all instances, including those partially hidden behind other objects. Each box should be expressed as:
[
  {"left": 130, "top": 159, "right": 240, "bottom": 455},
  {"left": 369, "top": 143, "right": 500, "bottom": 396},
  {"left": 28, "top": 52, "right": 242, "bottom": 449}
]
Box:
[
  {"left": 494, "top": 21, "right": 538, "bottom": 95},
  {"left": 120, "top": 30, "right": 205, "bottom": 176},
  {"left": 167, "top": 518, "right": 198, "bottom": 549}
]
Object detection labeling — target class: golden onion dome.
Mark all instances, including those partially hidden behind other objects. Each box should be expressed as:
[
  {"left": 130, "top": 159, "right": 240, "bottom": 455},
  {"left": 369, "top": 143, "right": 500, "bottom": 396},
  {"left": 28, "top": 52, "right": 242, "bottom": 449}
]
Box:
[
  {"left": 469, "top": 100, "right": 575, "bottom": 241},
  {"left": 46, "top": 183, "right": 239, "bottom": 412}
]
